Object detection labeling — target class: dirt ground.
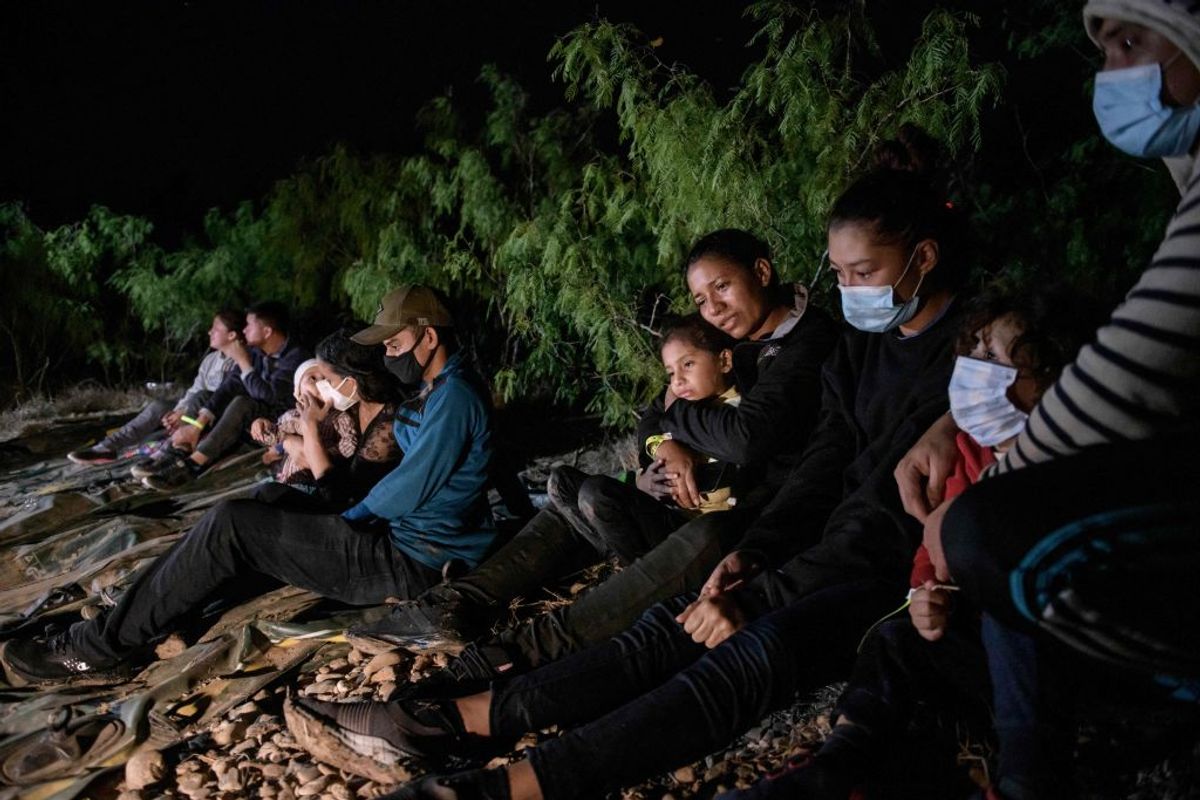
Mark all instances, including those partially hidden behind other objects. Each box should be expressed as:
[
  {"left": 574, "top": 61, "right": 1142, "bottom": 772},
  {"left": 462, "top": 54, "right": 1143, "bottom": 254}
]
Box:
[{"left": 0, "top": 392, "right": 1196, "bottom": 800}]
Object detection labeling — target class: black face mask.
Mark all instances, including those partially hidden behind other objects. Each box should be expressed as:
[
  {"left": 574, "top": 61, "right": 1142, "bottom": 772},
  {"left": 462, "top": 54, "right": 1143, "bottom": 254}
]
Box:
[{"left": 384, "top": 348, "right": 428, "bottom": 386}]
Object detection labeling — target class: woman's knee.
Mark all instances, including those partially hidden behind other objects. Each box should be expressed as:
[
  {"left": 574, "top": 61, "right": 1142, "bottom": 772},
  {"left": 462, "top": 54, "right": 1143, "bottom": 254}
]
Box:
[
  {"left": 546, "top": 465, "right": 589, "bottom": 510},
  {"left": 576, "top": 475, "right": 625, "bottom": 522}
]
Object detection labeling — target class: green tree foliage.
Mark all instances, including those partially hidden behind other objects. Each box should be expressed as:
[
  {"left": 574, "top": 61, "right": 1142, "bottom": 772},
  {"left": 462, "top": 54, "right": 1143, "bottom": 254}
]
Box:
[{"left": 0, "top": 2, "right": 1176, "bottom": 423}]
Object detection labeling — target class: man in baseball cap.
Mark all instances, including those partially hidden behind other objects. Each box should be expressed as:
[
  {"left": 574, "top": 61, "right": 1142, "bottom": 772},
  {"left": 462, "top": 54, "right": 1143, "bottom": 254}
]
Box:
[{"left": 3, "top": 284, "right": 499, "bottom": 687}]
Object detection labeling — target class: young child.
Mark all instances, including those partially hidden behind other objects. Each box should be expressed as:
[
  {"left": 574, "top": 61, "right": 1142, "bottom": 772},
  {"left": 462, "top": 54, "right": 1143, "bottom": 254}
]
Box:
[
  {"left": 642, "top": 312, "right": 743, "bottom": 514},
  {"left": 251, "top": 358, "right": 358, "bottom": 489},
  {"left": 547, "top": 312, "right": 744, "bottom": 566},
  {"left": 722, "top": 285, "right": 1101, "bottom": 800}
]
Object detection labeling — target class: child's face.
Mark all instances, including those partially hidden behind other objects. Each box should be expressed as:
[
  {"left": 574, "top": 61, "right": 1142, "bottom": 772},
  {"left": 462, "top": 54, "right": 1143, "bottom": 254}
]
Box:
[
  {"left": 967, "top": 314, "right": 1041, "bottom": 413},
  {"left": 661, "top": 339, "right": 732, "bottom": 402},
  {"left": 298, "top": 368, "right": 324, "bottom": 400}
]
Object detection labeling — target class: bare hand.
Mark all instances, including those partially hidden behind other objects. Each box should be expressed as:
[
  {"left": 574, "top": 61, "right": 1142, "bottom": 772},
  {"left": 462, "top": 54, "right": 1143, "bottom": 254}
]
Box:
[
  {"left": 921, "top": 497, "right": 955, "bottom": 583},
  {"left": 894, "top": 412, "right": 960, "bottom": 523},
  {"left": 655, "top": 439, "right": 702, "bottom": 510},
  {"left": 296, "top": 393, "right": 330, "bottom": 429},
  {"left": 225, "top": 338, "right": 252, "bottom": 369},
  {"left": 161, "top": 409, "right": 184, "bottom": 432},
  {"left": 249, "top": 417, "right": 276, "bottom": 444},
  {"left": 635, "top": 459, "right": 673, "bottom": 500},
  {"left": 171, "top": 424, "right": 201, "bottom": 452},
  {"left": 262, "top": 446, "right": 283, "bottom": 465},
  {"left": 701, "top": 550, "right": 764, "bottom": 598},
  {"left": 909, "top": 581, "right": 954, "bottom": 642},
  {"left": 676, "top": 593, "right": 746, "bottom": 648}
]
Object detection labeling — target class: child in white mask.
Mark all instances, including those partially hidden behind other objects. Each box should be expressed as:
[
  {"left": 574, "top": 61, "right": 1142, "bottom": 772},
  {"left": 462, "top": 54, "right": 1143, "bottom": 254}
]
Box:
[{"left": 250, "top": 359, "right": 359, "bottom": 489}]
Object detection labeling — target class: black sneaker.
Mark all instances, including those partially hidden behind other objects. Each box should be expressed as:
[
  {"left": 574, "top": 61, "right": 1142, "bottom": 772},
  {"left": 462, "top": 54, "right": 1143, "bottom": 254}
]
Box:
[
  {"left": 140, "top": 456, "right": 199, "bottom": 491},
  {"left": 400, "top": 642, "right": 521, "bottom": 702},
  {"left": 377, "top": 769, "right": 512, "bottom": 800},
  {"left": 130, "top": 447, "right": 186, "bottom": 479},
  {"left": 346, "top": 584, "right": 497, "bottom": 655},
  {"left": 1, "top": 629, "right": 129, "bottom": 686},
  {"left": 67, "top": 444, "right": 117, "bottom": 465}
]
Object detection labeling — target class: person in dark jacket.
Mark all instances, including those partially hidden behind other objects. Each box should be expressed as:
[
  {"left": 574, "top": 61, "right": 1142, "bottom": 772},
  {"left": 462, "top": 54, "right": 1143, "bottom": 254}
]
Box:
[
  {"left": 139, "top": 300, "right": 311, "bottom": 490},
  {"left": 347, "top": 230, "right": 840, "bottom": 671},
  {"left": 2, "top": 286, "right": 499, "bottom": 685},
  {"left": 286, "top": 130, "right": 974, "bottom": 800}
]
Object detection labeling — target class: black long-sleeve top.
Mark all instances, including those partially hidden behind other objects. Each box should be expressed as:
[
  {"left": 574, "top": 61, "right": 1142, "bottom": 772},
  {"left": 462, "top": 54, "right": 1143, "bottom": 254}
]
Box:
[
  {"left": 635, "top": 300, "right": 840, "bottom": 491},
  {"left": 740, "top": 299, "right": 965, "bottom": 606},
  {"left": 204, "top": 338, "right": 311, "bottom": 419}
]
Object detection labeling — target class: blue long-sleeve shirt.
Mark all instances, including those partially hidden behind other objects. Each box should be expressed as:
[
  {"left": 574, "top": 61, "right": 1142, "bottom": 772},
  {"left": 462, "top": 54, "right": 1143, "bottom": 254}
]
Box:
[{"left": 343, "top": 352, "right": 497, "bottom": 570}]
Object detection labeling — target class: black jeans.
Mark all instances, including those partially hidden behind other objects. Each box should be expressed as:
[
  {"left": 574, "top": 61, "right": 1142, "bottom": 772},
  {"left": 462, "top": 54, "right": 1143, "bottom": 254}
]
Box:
[
  {"left": 488, "top": 579, "right": 897, "bottom": 799},
  {"left": 196, "top": 395, "right": 266, "bottom": 462},
  {"left": 451, "top": 465, "right": 687, "bottom": 609},
  {"left": 72, "top": 498, "right": 439, "bottom": 662}
]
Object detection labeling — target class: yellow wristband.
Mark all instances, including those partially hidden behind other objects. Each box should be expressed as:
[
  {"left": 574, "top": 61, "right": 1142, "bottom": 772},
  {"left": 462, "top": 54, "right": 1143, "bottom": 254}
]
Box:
[
  {"left": 180, "top": 415, "right": 206, "bottom": 430},
  {"left": 644, "top": 432, "right": 672, "bottom": 459}
]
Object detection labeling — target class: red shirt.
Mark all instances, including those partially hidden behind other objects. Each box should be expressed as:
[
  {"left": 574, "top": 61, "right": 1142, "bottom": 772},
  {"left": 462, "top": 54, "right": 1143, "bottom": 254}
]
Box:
[{"left": 909, "top": 432, "right": 996, "bottom": 588}]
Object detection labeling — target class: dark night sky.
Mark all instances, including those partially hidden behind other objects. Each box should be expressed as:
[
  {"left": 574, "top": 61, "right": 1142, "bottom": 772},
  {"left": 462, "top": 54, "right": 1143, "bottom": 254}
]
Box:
[{"left": 1, "top": 1, "right": 758, "bottom": 245}]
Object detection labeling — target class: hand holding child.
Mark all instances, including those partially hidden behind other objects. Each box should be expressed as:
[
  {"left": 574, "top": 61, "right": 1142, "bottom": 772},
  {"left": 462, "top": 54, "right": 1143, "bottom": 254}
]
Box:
[{"left": 636, "top": 459, "right": 673, "bottom": 500}]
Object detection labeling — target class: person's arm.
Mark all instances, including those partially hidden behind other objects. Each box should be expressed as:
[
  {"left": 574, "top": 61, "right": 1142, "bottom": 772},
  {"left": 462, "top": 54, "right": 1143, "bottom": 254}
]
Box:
[
  {"left": 353, "top": 381, "right": 483, "bottom": 524},
  {"left": 659, "top": 311, "right": 838, "bottom": 465},
  {"left": 239, "top": 348, "right": 299, "bottom": 406},
  {"left": 173, "top": 350, "right": 218, "bottom": 414},
  {"left": 893, "top": 412, "right": 961, "bottom": 522},
  {"left": 988, "top": 181, "right": 1200, "bottom": 476}
]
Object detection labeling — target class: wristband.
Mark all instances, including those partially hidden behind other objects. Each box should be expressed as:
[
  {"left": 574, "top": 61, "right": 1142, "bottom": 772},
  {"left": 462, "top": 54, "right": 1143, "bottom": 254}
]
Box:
[
  {"left": 180, "top": 415, "right": 206, "bottom": 430},
  {"left": 644, "top": 432, "right": 673, "bottom": 458}
]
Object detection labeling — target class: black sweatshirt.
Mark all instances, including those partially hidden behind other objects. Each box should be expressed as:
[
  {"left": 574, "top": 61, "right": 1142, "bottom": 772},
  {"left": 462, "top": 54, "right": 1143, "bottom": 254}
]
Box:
[
  {"left": 740, "top": 299, "right": 964, "bottom": 606},
  {"left": 635, "top": 302, "right": 840, "bottom": 491}
]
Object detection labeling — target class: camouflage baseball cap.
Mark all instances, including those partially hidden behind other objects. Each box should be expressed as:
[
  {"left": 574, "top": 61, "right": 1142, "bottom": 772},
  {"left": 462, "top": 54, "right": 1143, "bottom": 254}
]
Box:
[{"left": 350, "top": 285, "right": 454, "bottom": 345}]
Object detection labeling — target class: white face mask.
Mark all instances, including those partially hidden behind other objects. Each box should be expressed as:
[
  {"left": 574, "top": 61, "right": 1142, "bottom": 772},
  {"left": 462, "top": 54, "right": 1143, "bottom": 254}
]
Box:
[
  {"left": 838, "top": 248, "right": 925, "bottom": 333},
  {"left": 948, "top": 356, "right": 1029, "bottom": 447},
  {"left": 316, "top": 377, "right": 359, "bottom": 411}
]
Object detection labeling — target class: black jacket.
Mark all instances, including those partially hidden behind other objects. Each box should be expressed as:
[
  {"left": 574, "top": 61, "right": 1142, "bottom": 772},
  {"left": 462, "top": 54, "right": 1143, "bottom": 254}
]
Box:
[
  {"left": 740, "top": 299, "right": 965, "bottom": 606},
  {"left": 635, "top": 302, "right": 840, "bottom": 492}
]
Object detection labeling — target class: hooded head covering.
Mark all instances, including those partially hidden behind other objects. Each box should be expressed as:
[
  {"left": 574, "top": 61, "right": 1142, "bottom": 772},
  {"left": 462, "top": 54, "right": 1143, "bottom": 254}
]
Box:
[
  {"left": 292, "top": 358, "right": 322, "bottom": 401},
  {"left": 1083, "top": 0, "right": 1200, "bottom": 189}
]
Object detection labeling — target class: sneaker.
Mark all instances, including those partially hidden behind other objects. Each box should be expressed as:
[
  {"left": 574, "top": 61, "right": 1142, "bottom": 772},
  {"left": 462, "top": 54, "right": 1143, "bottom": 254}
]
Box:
[
  {"left": 346, "top": 584, "right": 496, "bottom": 655},
  {"left": 141, "top": 456, "right": 198, "bottom": 491},
  {"left": 400, "top": 642, "right": 520, "bottom": 702},
  {"left": 130, "top": 447, "right": 186, "bottom": 479},
  {"left": 1, "top": 629, "right": 129, "bottom": 686},
  {"left": 285, "top": 695, "right": 500, "bottom": 781},
  {"left": 67, "top": 444, "right": 117, "bottom": 465},
  {"left": 376, "top": 769, "right": 512, "bottom": 800}
]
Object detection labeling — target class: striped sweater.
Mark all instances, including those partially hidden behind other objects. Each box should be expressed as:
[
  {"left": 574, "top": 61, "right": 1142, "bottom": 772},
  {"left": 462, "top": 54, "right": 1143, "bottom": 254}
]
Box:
[{"left": 990, "top": 161, "right": 1200, "bottom": 474}]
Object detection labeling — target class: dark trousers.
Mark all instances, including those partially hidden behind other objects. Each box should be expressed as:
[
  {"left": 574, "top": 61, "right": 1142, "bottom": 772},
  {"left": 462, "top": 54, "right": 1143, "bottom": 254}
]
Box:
[
  {"left": 72, "top": 498, "right": 439, "bottom": 662},
  {"left": 196, "top": 395, "right": 266, "bottom": 462},
  {"left": 488, "top": 579, "right": 897, "bottom": 800},
  {"left": 451, "top": 465, "right": 687, "bottom": 612},
  {"left": 495, "top": 491, "right": 762, "bottom": 668},
  {"left": 102, "top": 398, "right": 173, "bottom": 450},
  {"left": 943, "top": 435, "right": 1200, "bottom": 798}
]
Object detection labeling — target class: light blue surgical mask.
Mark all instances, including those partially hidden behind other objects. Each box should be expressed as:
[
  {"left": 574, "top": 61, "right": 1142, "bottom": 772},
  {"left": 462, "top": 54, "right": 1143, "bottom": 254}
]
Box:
[
  {"left": 837, "top": 248, "right": 925, "bottom": 333},
  {"left": 948, "top": 356, "right": 1028, "bottom": 447},
  {"left": 1093, "top": 57, "right": 1200, "bottom": 158}
]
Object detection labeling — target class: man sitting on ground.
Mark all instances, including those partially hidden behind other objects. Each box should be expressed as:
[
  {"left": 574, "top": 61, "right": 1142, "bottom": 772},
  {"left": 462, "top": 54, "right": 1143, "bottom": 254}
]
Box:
[
  {"left": 139, "top": 300, "right": 309, "bottom": 490},
  {"left": 0, "top": 285, "right": 499, "bottom": 684}
]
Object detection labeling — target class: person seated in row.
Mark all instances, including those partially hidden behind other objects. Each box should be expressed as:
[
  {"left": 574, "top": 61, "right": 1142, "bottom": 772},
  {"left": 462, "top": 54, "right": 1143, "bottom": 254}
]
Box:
[
  {"left": 284, "top": 134, "right": 972, "bottom": 800},
  {"left": 352, "top": 229, "right": 839, "bottom": 674},
  {"left": 356, "top": 311, "right": 747, "bottom": 653},
  {"left": 252, "top": 357, "right": 360, "bottom": 490},
  {"left": 896, "top": 1, "right": 1200, "bottom": 796},
  {"left": 249, "top": 330, "right": 407, "bottom": 513},
  {"left": 137, "top": 300, "right": 310, "bottom": 490},
  {"left": 66, "top": 309, "right": 243, "bottom": 465},
  {"left": 722, "top": 284, "right": 1100, "bottom": 799},
  {"left": 1, "top": 285, "right": 498, "bottom": 684}
]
